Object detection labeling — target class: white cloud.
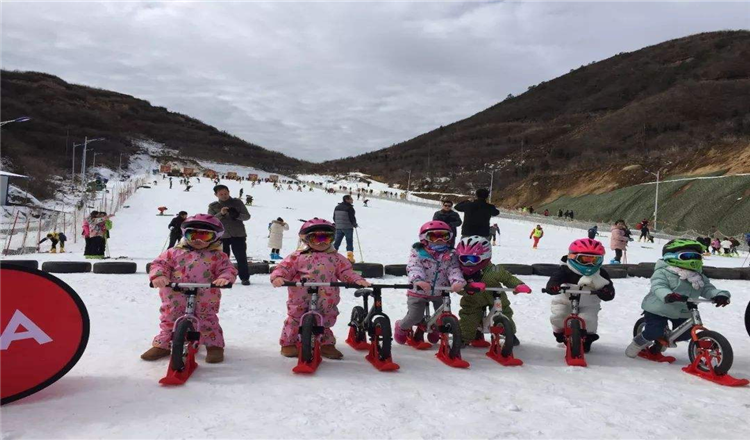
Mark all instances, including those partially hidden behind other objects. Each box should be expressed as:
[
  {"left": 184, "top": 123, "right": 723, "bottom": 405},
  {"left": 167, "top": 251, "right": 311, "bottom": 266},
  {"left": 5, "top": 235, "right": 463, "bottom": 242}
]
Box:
[{"left": 1, "top": 1, "right": 747, "bottom": 161}]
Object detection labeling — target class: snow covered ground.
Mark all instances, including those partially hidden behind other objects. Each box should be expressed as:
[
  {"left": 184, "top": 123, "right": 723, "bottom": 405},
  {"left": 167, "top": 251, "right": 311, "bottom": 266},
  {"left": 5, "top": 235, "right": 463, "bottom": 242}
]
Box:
[{"left": 2, "top": 175, "right": 750, "bottom": 439}]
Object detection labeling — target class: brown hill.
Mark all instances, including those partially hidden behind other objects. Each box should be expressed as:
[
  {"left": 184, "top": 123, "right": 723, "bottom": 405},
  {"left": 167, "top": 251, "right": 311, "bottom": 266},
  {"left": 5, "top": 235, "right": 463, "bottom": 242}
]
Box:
[
  {"left": 320, "top": 31, "right": 750, "bottom": 207},
  {"left": 0, "top": 70, "right": 308, "bottom": 198}
]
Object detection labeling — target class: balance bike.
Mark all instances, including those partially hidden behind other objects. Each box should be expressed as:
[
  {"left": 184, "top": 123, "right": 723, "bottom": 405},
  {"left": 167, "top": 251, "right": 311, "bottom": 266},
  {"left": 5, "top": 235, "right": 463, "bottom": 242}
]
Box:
[
  {"left": 346, "top": 283, "right": 411, "bottom": 371},
  {"left": 152, "top": 281, "right": 232, "bottom": 385},
  {"left": 632, "top": 297, "right": 748, "bottom": 387},
  {"left": 471, "top": 286, "right": 524, "bottom": 366},
  {"left": 542, "top": 284, "right": 591, "bottom": 367},
  {"left": 405, "top": 286, "right": 469, "bottom": 368}
]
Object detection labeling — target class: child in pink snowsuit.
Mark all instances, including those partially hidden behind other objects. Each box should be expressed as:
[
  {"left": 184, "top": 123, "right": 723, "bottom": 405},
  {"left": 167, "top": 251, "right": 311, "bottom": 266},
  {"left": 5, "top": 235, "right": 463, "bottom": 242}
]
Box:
[
  {"left": 142, "top": 214, "right": 237, "bottom": 363},
  {"left": 271, "top": 218, "right": 370, "bottom": 359}
]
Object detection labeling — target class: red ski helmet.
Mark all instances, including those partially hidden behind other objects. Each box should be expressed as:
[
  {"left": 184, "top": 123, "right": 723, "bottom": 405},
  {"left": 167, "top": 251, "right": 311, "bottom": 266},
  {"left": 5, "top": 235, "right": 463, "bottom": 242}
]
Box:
[
  {"left": 300, "top": 218, "right": 335, "bottom": 235},
  {"left": 456, "top": 236, "right": 492, "bottom": 276},
  {"left": 569, "top": 238, "right": 605, "bottom": 256},
  {"left": 181, "top": 214, "right": 224, "bottom": 242},
  {"left": 418, "top": 220, "right": 452, "bottom": 242}
]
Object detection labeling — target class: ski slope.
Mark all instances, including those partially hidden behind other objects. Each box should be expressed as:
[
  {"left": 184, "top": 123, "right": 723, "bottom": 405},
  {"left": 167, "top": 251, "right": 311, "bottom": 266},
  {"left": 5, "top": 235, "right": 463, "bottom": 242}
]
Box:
[{"left": 2, "top": 175, "right": 749, "bottom": 439}]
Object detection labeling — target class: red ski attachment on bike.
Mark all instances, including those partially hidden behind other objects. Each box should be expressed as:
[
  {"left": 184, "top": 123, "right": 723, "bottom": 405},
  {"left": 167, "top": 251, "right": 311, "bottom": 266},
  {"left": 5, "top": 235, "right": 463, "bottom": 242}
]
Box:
[
  {"left": 293, "top": 340, "right": 322, "bottom": 374},
  {"left": 405, "top": 332, "right": 433, "bottom": 350},
  {"left": 486, "top": 326, "right": 523, "bottom": 366},
  {"left": 469, "top": 335, "right": 491, "bottom": 348},
  {"left": 435, "top": 334, "right": 470, "bottom": 369},
  {"left": 345, "top": 326, "right": 371, "bottom": 351},
  {"left": 682, "top": 346, "right": 749, "bottom": 387},
  {"left": 159, "top": 348, "right": 198, "bottom": 385},
  {"left": 564, "top": 341, "right": 587, "bottom": 367},
  {"left": 637, "top": 349, "right": 676, "bottom": 363},
  {"left": 365, "top": 328, "right": 400, "bottom": 372}
]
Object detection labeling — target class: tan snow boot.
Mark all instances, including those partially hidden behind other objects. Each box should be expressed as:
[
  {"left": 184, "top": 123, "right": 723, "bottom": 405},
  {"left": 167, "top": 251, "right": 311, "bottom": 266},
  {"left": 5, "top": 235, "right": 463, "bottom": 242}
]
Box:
[
  {"left": 321, "top": 344, "right": 344, "bottom": 360},
  {"left": 280, "top": 345, "right": 298, "bottom": 357},
  {"left": 205, "top": 346, "right": 224, "bottom": 363},
  {"left": 141, "top": 347, "right": 170, "bottom": 361},
  {"left": 347, "top": 251, "right": 356, "bottom": 264}
]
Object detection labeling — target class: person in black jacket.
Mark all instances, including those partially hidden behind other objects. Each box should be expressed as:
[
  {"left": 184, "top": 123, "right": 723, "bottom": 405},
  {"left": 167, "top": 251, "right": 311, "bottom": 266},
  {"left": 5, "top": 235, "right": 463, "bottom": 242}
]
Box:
[
  {"left": 545, "top": 239, "right": 615, "bottom": 353},
  {"left": 167, "top": 211, "right": 188, "bottom": 249},
  {"left": 432, "top": 199, "right": 462, "bottom": 246},
  {"left": 454, "top": 188, "right": 499, "bottom": 238},
  {"left": 333, "top": 195, "right": 358, "bottom": 263}
]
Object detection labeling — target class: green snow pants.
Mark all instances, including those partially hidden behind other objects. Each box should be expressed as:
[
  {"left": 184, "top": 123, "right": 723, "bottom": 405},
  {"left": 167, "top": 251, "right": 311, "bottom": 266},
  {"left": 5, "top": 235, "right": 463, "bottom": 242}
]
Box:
[{"left": 458, "top": 290, "right": 516, "bottom": 341}]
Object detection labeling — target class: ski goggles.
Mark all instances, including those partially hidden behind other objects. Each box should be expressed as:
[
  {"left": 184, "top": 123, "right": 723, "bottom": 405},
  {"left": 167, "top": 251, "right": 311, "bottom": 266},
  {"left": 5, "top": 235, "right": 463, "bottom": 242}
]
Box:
[
  {"left": 424, "top": 230, "right": 452, "bottom": 242},
  {"left": 184, "top": 229, "right": 217, "bottom": 243},
  {"left": 458, "top": 254, "right": 483, "bottom": 266},
  {"left": 304, "top": 231, "right": 335, "bottom": 245},
  {"left": 674, "top": 251, "right": 703, "bottom": 261},
  {"left": 568, "top": 253, "right": 604, "bottom": 266}
]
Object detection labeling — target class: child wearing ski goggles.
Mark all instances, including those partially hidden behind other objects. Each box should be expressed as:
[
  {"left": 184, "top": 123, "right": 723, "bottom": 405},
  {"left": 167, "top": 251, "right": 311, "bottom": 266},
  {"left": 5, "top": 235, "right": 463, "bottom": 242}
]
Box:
[
  {"left": 567, "top": 253, "right": 604, "bottom": 266},
  {"left": 184, "top": 229, "right": 218, "bottom": 243},
  {"left": 424, "top": 230, "right": 452, "bottom": 243},
  {"left": 303, "top": 231, "right": 335, "bottom": 246}
]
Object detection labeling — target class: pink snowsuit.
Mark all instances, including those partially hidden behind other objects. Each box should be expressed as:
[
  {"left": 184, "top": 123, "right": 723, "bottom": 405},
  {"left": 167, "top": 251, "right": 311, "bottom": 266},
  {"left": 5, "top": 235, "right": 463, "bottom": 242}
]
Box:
[
  {"left": 148, "top": 241, "right": 237, "bottom": 349},
  {"left": 82, "top": 218, "right": 90, "bottom": 238},
  {"left": 270, "top": 248, "right": 364, "bottom": 346}
]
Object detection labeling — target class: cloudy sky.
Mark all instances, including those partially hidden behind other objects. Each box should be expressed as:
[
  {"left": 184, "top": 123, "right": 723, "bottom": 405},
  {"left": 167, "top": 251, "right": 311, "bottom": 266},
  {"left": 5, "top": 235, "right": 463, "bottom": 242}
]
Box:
[{"left": 2, "top": 1, "right": 748, "bottom": 162}]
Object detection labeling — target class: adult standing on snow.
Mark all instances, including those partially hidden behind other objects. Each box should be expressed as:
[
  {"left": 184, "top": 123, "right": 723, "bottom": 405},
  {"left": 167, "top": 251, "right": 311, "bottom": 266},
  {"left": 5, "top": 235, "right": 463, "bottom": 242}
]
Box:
[
  {"left": 167, "top": 211, "right": 188, "bottom": 249},
  {"left": 454, "top": 188, "right": 499, "bottom": 239},
  {"left": 610, "top": 219, "right": 629, "bottom": 263},
  {"left": 333, "top": 195, "right": 358, "bottom": 263},
  {"left": 588, "top": 225, "right": 599, "bottom": 240},
  {"left": 208, "top": 184, "right": 252, "bottom": 285},
  {"left": 638, "top": 218, "right": 650, "bottom": 242},
  {"left": 529, "top": 224, "right": 544, "bottom": 249},
  {"left": 432, "top": 199, "right": 462, "bottom": 246},
  {"left": 268, "top": 217, "right": 289, "bottom": 260}
]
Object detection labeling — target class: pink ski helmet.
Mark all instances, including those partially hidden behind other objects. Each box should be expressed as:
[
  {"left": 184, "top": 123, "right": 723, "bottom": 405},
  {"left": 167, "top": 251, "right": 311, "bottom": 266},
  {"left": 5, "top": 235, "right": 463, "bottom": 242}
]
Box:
[
  {"left": 418, "top": 220, "right": 452, "bottom": 242},
  {"left": 181, "top": 214, "right": 224, "bottom": 242},
  {"left": 569, "top": 238, "right": 605, "bottom": 256},
  {"left": 300, "top": 218, "right": 335, "bottom": 235},
  {"left": 456, "top": 236, "right": 492, "bottom": 275}
]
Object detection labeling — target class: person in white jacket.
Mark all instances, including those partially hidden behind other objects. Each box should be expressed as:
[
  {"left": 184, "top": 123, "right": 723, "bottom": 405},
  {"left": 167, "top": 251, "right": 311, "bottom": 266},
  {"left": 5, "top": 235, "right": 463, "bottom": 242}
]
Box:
[{"left": 268, "top": 217, "right": 289, "bottom": 260}]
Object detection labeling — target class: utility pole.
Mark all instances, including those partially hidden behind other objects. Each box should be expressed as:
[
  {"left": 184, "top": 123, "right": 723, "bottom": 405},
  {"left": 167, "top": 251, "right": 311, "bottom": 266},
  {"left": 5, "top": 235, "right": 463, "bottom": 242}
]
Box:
[{"left": 489, "top": 170, "right": 495, "bottom": 203}]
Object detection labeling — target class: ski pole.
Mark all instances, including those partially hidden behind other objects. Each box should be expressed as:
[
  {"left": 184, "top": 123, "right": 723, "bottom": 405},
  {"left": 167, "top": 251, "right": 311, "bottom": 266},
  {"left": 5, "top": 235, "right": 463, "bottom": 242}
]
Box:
[{"left": 355, "top": 227, "right": 364, "bottom": 263}]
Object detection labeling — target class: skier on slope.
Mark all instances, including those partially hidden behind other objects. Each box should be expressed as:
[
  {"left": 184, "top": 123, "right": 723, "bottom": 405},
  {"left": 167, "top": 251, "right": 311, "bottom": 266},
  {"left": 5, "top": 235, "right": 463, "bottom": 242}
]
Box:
[
  {"left": 545, "top": 239, "right": 616, "bottom": 353},
  {"left": 625, "top": 239, "right": 730, "bottom": 361},
  {"left": 143, "top": 214, "right": 237, "bottom": 363},
  {"left": 454, "top": 236, "right": 531, "bottom": 347},
  {"left": 270, "top": 218, "right": 370, "bottom": 360},
  {"left": 529, "top": 225, "right": 544, "bottom": 249}
]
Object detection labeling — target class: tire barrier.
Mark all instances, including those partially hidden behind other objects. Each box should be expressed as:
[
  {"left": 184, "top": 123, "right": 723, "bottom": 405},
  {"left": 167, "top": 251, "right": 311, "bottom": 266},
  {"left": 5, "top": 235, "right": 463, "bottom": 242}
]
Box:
[
  {"left": 627, "top": 263, "right": 655, "bottom": 278},
  {"left": 0, "top": 260, "right": 39, "bottom": 270},
  {"left": 384, "top": 264, "right": 407, "bottom": 277},
  {"left": 353, "top": 263, "right": 384, "bottom": 278},
  {"left": 702, "top": 266, "right": 744, "bottom": 280},
  {"left": 502, "top": 264, "right": 534, "bottom": 276},
  {"left": 740, "top": 268, "right": 750, "bottom": 281},
  {"left": 745, "top": 300, "right": 750, "bottom": 338},
  {"left": 602, "top": 265, "right": 628, "bottom": 279},
  {"left": 531, "top": 264, "right": 559, "bottom": 277},
  {"left": 93, "top": 262, "right": 138, "bottom": 274},
  {"left": 247, "top": 262, "right": 270, "bottom": 275},
  {"left": 41, "top": 261, "right": 92, "bottom": 274}
]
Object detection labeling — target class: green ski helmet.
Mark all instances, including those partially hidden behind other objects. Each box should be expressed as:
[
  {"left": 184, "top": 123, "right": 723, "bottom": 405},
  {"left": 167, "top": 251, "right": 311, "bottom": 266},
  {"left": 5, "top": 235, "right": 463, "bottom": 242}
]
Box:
[{"left": 662, "top": 239, "right": 706, "bottom": 272}]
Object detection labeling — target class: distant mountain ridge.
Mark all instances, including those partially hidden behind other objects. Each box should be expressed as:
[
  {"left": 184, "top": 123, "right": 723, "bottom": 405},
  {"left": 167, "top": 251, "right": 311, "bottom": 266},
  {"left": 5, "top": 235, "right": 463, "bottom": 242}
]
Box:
[{"left": 320, "top": 30, "right": 750, "bottom": 208}]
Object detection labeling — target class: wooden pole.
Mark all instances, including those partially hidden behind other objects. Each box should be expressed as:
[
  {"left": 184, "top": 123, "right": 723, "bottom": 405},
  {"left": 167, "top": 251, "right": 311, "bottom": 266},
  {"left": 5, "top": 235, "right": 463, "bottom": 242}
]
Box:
[{"left": 3, "top": 210, "right": 20, "bottom": 255}]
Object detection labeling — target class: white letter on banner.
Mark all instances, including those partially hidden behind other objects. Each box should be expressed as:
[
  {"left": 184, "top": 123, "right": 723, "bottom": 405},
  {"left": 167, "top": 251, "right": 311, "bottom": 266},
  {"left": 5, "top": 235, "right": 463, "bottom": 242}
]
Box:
[{"left": 1, "top": 310, "right": 54, "bottom": 350}]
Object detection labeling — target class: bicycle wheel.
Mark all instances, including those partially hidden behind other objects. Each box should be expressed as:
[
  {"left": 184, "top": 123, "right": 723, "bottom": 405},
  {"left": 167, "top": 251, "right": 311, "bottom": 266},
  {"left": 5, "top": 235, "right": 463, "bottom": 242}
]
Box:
[
  {"left": 493, "top": 314, "right": 516, "bottom": 358},
  {"left": 745, "top": 301, "right": 750, "bottom": 338},
  {"left": 439, "top": 316, "right": 463, "bottom": 359},
  {"left": 300, "top": 314, "right": 316, "bottom": 364},
  {"left": 170, "top": 319, "right": 195, "bottom": 371},
  {"left": 688, "top": 330, "right": 733, "bottom": 376},
  {"left": 569, "top": 320, "right": 582, "bottom": 358},
  {"left": 632, "top": 317, "right": 646, "bottom": 337},
  {"left": 349, "top": 306, "right": 367, "bottom": 344},
  {"left": 372, "top": 316, "right": 392, "bottom": 360}
]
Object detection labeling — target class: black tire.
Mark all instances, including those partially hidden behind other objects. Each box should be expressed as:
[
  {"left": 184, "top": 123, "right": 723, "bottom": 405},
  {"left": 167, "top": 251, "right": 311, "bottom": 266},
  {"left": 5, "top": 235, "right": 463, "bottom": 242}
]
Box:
[
  {"left": 531, "top": 264, "right": 559, "bottom": 277},
  {"left": 349, "top": 306, "right": 367, "bottom": 343},
  {"left": 300, "top": 314, "right": 316, "bottom": 363},
  {"left": 372, "top": 316, "right": 392, "bottom": 361},
  {"left": 384, "top": 264, "right": 407, "bottom": 276},
  {"left": 234, "top": 262, "right": 269, "bottom": 275},
  {"left": 502, "top": 264, "right": 533, "bottom": 276},
  {"left": 0, "top": 260, "right": 39, "bottom": 270},
  {"left": 569, "top": 320, "right": 582, "bottom": 358},
  {"left": 439, "top": 316, "right": 463, "bottom": 359},
  {"left": 170, "top": 319, "right": 194, "bottom": 372},
  {"left": 494, "top": 314, "right": 516, "bottom": 358},
  {"left": 739, "top": 268, "right": 750, "bottom": 281},
  {"left": 627, "top": 265, "right": 654, "bottom": 278},
  {"left": 93, "top": 261, "right": 137, "bottom": 274},
  {"left": 146, "top": 262, "right": 152, "bottom": 274},
  {"left": 352, "top": 263, "right": 384, "bottom": 278},
  {"left": 41, "top": 261, "right": 92, "bottom": 273},
  {"left": 702, "top": 267, "right": 743, "bottom": 280},
  {"left": 745, "top": 301, "right": 750, "bottom": 338},
  {"left": 601, "top": 265, "right": 628, "bottom": 279},
  {"left": 632, "top": 317, "right": 646, "bottom": 337},
  {"left": 688, "top": 330, "right": 733, "bottom": 375}
]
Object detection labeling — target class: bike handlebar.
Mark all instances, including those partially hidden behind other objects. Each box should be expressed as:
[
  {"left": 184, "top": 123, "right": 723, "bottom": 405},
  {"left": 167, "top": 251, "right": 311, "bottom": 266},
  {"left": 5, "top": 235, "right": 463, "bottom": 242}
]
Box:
[
  {"left": 541, "top": 284, "right": 592, "bottom": 295},
  {"left": 150, "top": 282, "right": 233, "bottom": 289}
]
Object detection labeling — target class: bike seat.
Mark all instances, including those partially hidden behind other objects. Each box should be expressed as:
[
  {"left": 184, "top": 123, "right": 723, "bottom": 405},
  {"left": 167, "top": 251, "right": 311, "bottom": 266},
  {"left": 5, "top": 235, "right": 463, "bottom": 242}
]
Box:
[{"left": 354, "top": 288, "right": 372, "bottom": 298}]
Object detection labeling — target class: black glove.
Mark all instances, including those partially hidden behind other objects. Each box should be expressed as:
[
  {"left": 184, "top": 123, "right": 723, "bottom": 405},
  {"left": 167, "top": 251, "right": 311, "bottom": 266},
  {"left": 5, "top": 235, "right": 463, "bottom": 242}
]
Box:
[
  {"left": 665, "top": 293, "right": 685, "bottom": 303},
  {"left": 593, "top": 286, "right": 615, "bottom": 301},
  {"left": 545, "top": 285, "right": 561, "bottom": 295},
  {"left": 713, "top": 296, "right": 730, "bottom": 307},
  {"left": 227, "top": 207, "right": 240, "bottom": 219}
]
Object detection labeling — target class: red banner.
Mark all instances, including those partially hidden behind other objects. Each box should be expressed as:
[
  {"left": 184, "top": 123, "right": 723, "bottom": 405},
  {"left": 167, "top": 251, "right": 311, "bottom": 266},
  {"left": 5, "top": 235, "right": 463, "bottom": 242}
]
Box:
[{"left": 0, "top": 264, "right": 89, "bottom": 405}]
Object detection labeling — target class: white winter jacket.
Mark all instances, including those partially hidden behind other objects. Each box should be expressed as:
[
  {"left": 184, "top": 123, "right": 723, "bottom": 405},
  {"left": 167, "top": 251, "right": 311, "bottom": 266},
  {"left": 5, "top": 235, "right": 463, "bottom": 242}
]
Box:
[{"left": 268, "top": 221, "right": 289, "bottom": 249}]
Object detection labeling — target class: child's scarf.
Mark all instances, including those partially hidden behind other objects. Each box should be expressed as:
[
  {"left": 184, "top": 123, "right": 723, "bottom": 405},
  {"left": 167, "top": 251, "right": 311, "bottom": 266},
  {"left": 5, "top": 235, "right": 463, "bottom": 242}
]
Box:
[{"left": 666, "top": 265, "right": 704, "bottom": 290}]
